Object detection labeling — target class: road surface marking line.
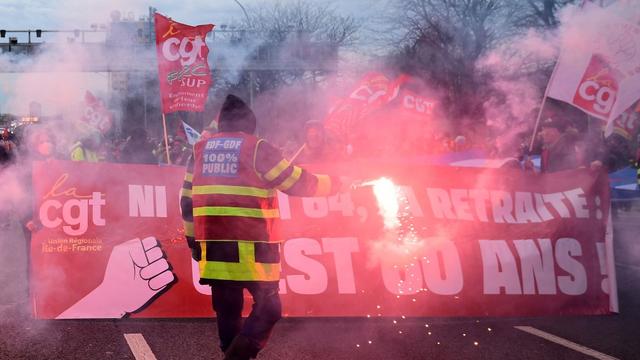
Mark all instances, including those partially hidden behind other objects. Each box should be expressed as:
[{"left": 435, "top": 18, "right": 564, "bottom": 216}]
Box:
[
  {"left": 124, "top": 333, "right": 158, "bottom": 360},
  {"left": 616, "top": 262, "right": 640, "bottom": 271},
  {"left": 514, "top": 326, "right": 619, "bottom": 360}
]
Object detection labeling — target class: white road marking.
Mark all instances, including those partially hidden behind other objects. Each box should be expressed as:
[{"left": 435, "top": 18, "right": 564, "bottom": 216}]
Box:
[
  {"left": 616, "top": 262, "right": 640, "bottom": 271},
  {"left": 514, "top": 326, "right": 619, "bottom": 360},
  {"left": 124, "top": 333, "right": 158, "bottom": 360}
]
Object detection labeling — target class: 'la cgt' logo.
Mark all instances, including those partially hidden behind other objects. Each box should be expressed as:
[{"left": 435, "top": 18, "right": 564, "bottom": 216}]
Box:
[{"left": 39, "top": 174, "right": 106, "bottom": 236}]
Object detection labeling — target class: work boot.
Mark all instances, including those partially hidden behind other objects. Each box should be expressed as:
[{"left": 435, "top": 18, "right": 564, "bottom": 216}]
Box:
[{"left": 223, "top": 335, "right": 259, "bottom": 360}]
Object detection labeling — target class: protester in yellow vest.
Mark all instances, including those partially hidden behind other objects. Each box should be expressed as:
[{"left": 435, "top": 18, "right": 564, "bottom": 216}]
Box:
[
  {"left": 70, "top": 133, "right": 102, "bottom": 162},
  {"left": 181, "top": 94, "right": 341, "bottom": 360}
]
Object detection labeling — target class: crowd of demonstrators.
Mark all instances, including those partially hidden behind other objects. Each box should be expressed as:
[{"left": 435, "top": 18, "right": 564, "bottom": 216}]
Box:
[
  {"left": 1, "top": 106, "right": 638, "bottom": 179},
  {"left": 281, "top": 120, "right": 485, "bottom": 164},
  {"left": 151, "top": 135, "right": 192, "bottom": 165},
  {"left": 521, "top": 114, "right": 633, "bottom": 175}
]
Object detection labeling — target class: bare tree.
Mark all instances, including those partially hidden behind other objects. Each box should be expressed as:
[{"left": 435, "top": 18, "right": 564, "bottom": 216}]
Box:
[
  {"left": 233, "top": 1, "right": 359, "bottom": 93},
  {"left": 211, "top": 1, "right": 360, "bottom": 143},
  {"left": 386, "top": 0, "right": 516, "bottom": 127},
  {"left": 243, "top": 1, "right": 359, "bottom": 46},
  {"left": 514, "top": 0, "right": 579, "bottom": 28}
]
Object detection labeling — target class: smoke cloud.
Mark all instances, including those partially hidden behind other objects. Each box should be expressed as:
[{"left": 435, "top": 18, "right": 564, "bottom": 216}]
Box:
[{"left": 0, "top": 0, "right": 634, "bottom": 329}]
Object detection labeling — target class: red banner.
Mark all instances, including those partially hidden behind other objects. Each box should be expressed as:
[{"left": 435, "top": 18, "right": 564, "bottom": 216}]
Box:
[
  {"left": 324, "top": 73, "right": 436, "bottom": 156},
  {"left": 81, "top": 91, "right": 113, "bottom": 134},
  {"left": 154, "top": 13, "right": 214, "bottom": 113},
  {"left": 30, "top": 160, "right": 616, "bottom": 319}
]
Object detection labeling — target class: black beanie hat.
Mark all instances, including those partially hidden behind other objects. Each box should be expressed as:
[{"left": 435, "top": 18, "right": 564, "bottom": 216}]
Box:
[
  {"left": 541, "top": 116, "right": 568, "bottom": 132},
  {"left": 217, "top": 94, "right": 257, "bottom": 134}
]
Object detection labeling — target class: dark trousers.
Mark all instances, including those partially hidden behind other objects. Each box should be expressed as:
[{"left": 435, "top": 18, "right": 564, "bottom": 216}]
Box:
[{"left": 210, "top": 280, "right": 282, "bottom": 354}]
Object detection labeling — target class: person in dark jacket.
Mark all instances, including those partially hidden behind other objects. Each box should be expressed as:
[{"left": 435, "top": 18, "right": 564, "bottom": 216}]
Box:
[
  {"left": 538, "top": 117, "right": 579, "bottom": 173},
  {"left": 121, "top": 128, "right": 157, "bottom": 164},
  {"left": 0, "top": 128, "right": 17, "bottom": 165},
  {"left": 181, "top": 95, "right": 343, "bottom": 360}
]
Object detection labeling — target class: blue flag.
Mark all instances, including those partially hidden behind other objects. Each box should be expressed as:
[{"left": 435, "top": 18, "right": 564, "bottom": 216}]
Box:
[{"left": 182, "top": 121, "right": 201, "bottom": 145}]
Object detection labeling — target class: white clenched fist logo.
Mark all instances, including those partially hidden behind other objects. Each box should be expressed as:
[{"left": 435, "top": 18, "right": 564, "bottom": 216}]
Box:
[
  {"left": 103, "top": 237, "right": 175, "bottom": 312},
  {"left": 57, "top": 237, "right": 175, "bottom": 319}
]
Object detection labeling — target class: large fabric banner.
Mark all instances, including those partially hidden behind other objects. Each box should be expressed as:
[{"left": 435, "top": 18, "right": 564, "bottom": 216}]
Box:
[
  {"left": 30, "top": 160, "right": 616, "bottom": 319},
  {"left": 154, "top": 13, "right": 214, "bottom": 113}
]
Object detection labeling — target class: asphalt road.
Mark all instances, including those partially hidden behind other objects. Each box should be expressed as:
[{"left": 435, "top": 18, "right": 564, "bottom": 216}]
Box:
[{"left": 0, "top": 207, "right": 638, "bottom": 360}]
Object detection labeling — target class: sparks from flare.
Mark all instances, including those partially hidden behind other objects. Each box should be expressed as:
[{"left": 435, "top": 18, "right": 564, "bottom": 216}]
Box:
[
  {"left": 355, "top": 177, "right": 430, "bottom": 349},
  {"left": 364, "top": 177, "right": 400, "bottom": 229}
]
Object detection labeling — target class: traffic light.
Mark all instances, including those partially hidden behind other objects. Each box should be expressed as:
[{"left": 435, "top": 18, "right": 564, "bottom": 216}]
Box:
[
  {"left": 0, "top": 30, "right": 5, "bottom": 38},
  {"left": 36, "top": 29, "right": 42, "bottom": 38}
]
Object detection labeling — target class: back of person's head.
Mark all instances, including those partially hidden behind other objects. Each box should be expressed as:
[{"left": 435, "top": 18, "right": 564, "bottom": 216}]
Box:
[
  {"left": 541, "top": 117, "right": 568, "bottom": 133},
  {"left": 217, "top": 94, "right": 256, "bottom": 134},
  {"left": 304, "top": 120, "right": 324, "bottom": 133},
  {"left": 129, "top": 127, "right": 148, "bottom": 142},
  {"left": 202, "top": 117, "right": 218, "bottom": 137},
  {"left": 82, "top": 131, "right": 102, "bottom": 149}
]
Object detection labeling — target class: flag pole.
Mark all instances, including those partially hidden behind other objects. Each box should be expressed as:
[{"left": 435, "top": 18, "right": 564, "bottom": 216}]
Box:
[
  {"left": 288, "top": 143, "right": 306, "bottom": 163},
  {"left": 528, "top": 57, "right": 563, "bottom": 153},
  {"left": 528, "top": 98, "right": 549, "bottom": 153},
  {"left": 162, "top": 113, "right": 172, "bottom": 164}
]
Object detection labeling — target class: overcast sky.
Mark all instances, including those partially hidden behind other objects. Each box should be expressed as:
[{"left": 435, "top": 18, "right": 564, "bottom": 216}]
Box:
[
  {"left": 0, "top": 0, "right": 383, "bottom": 31},
  {"left": 0, "top": 0, "right": 388, "bottom": 114}
]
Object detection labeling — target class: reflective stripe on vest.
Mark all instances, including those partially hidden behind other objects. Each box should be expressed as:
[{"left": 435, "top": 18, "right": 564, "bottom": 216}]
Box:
[
  {"left": 199, "top": 241, "right": 280, "bottom": 281},
  {"left": 70, "top": 143, "right": 99, "bottom": 162},
  {"left": 264, "top": 159, "right": 290, "bottom": 181},
  {"left": 192, "top": 185, "right": 275, "bottom": 198},
  {"left": 194, "top": 206, "right": 279, "bottom": 218},
  {"left": 279, "top": 166, "right": 302, "bottom": 190}
]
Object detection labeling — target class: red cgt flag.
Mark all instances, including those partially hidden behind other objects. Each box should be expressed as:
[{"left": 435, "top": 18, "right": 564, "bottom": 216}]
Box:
[
  {"left": 82, "top": 91, "right": 113, "bottom": 134},
  {"left": 154, "top": 13, "right": 214, "bottom": 113}
]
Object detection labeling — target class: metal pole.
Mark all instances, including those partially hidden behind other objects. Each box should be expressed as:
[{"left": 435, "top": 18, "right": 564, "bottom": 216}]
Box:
[
  {"left": 528, "top": 57, "right": 563, "bottom": 153},
  {"left": 249, "top": 71, "right": 255, "bottom": 107},
  {"left": 233, "top": 0, "right": 251, "bottom": 24},
  {"left": 162, "top": 113, "right": 172, "bottom": 164},
  {"left": 143, "top": 74, "right": 148, "bottom": 131},
  {"left": 528, "top": 97, "right": 549, "bottom": 153},
  {"left": 289, "top": 143, "right": 306, "bottom": 163}
]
